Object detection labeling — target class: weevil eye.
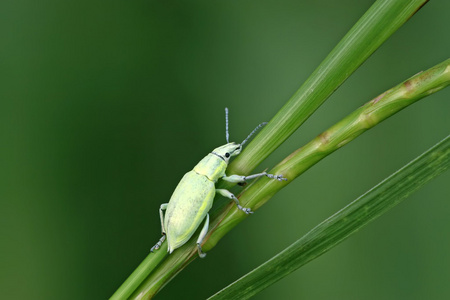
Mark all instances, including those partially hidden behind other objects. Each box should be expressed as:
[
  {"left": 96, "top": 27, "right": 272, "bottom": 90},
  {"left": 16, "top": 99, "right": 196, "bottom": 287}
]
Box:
[{"left": 225, "top": 152, "right": 230, "bottom": 158}]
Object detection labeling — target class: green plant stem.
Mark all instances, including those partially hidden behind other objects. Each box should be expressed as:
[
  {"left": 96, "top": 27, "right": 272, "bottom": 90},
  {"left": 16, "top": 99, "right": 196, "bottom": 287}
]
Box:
[
  {"left": 208, "top": 135, "right": 450, "bottom": 300},
  {"left": 109, "top": 243, "right": 168, "bottom": 300},
  {"left": 129, "top": 57, "right": 449, "bottom": 299},
  {"left": 226, "top": 0, "right": 429, "bottom": 180}
]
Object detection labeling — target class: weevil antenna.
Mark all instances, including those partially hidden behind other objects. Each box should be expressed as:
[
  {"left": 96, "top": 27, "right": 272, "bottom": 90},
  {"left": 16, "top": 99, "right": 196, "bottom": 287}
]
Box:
[
  {"left": 241, "top": 122, "right": 267, "bottom": 146},
  {"left": 225, "top": 107, "right": 230, "bottom": 143}
]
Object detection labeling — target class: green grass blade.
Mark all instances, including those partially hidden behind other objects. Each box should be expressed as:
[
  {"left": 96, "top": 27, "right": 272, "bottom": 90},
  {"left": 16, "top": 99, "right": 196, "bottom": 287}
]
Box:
[
  {"left": 208, "top": 135, "right": 450, "bottom": 300},
  {"left": 226, "top": 0, "right": 429, "bottom": 179}
]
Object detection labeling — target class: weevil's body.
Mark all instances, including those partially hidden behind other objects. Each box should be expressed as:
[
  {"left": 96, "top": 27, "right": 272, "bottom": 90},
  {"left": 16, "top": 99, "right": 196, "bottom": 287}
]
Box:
[
  {"left": 164, "top": 144, "right": 236, "bottom": 253},
  {"left": 150, "top": 109, "right": 286, "bottom": 257}
]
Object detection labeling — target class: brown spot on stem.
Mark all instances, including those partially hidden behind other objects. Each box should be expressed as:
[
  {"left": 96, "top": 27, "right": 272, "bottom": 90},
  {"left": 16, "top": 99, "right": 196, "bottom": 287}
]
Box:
[
  {"left": 404, "top": 79, "right": 413, "bottom": 91},
  {"left": 319, "top": 132, "right": 329, "bottom": 145},
  {"left": 372, "top": 91, "right": 387, "bottom": 104}
]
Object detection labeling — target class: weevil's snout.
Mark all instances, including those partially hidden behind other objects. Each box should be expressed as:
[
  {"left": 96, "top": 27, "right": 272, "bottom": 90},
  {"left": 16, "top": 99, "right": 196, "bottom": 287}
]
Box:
[
  {"left": 232, "top": 143, "right": 242, "bottom": 156},
  {"left": 212, "top": 142, "right": 242, "bottom": 163}
]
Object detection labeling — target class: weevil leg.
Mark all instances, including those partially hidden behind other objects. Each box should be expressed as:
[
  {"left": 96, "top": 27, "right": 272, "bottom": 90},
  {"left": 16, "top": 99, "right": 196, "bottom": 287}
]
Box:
[
  {"left": 216, "top": 189, "right": 253, "bottom": 214},
  {"left": 150, "top": 203, "right": 168, "bottom": 253},
  {"left": 222, "top": 172, "right": 287, "bottom": 184},
  {"left": 151, "top": 235, "right": 166, "bottom": 253},
  {"left": 196, "top": 213, "right": 209, "bottom": 258},
  {"left": 158, "top": 203, "right": 168, "bottom": 235}
]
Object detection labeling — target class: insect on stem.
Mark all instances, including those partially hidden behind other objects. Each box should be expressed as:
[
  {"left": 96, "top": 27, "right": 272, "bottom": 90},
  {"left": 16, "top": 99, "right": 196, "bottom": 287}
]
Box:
[{"left": 150, "top": 108, "right": 283, "bottom": 259}]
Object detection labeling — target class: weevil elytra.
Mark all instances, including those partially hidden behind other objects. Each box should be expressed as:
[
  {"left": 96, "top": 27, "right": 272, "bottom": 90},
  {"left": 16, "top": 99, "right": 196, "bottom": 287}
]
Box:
[{"left": 150, "top": 108, "right": 287, "bottom": 258}]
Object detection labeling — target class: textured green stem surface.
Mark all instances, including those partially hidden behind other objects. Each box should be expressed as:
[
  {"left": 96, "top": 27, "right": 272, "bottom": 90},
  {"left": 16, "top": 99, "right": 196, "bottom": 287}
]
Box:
[{"left": 208, "top": 135, "right": 450, "bottom": 300}]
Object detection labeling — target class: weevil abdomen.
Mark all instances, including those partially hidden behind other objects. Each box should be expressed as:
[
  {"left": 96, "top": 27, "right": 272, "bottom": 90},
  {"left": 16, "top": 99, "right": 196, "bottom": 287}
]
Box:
[{"left": 164, "top": 171, "right": 215, "bottom": 253}]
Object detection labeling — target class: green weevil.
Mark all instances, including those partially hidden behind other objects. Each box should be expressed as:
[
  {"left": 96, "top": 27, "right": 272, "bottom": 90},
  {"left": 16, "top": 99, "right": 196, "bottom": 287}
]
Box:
[{"left": 150, "top": 108, "right": 287, "bottom": 258}]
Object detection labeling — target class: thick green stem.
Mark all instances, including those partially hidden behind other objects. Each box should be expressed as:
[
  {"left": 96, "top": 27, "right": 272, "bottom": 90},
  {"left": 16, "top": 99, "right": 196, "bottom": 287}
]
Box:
[
  {"left": 209, "top": 135, "right": 450, "bottom": 299},
  {"left": 207, "top": 58, "right": 449, "bottom": 249}
]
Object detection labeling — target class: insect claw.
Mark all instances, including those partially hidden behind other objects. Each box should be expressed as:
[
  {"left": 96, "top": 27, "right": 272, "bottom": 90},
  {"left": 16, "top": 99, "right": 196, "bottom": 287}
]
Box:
[
  {"left": 237, "top": 205, "right": 253, "bottom": 214},
  {"left": 197, "top": 244, "right": 207, "bottom": 258},
  {"left": 151, "top": 234, "right": 166, "bottom": 253},
  {"left": 279, "top": 175, "right": 288, "bottom": 181},
  {"left": 270, "top": 174, "right": 287, "bottom": 181},
  {"left": 244, "top": 207, "right": 253, "bottom": 214}
]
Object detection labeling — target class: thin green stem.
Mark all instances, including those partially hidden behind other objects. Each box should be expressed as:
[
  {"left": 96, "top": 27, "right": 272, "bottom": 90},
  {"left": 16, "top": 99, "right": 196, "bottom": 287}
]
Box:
[
  {"left": 208, "top": 135, "right": 450, "bottom": 299},
  {"left": 109, "top": 243, "right": 168, "bottom": 300}
]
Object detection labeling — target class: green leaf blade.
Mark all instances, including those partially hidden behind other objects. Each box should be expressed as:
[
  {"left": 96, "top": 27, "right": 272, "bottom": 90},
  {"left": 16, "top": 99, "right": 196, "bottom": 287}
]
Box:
[{"left": 209, "top": 135, "right": 450, "bottom": 300}]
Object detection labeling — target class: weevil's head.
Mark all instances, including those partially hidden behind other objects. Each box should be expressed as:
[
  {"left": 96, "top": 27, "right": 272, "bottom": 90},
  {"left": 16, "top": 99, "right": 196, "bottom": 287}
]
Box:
[{"left": 212, "top": 142, "right": 242, "bottom": 164}]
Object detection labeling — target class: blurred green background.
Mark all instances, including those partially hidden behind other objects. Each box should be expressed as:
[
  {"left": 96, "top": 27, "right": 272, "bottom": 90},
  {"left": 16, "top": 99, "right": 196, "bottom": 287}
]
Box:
[{"left": 1, "top": 0, "right": 449, "bottom": 299}]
